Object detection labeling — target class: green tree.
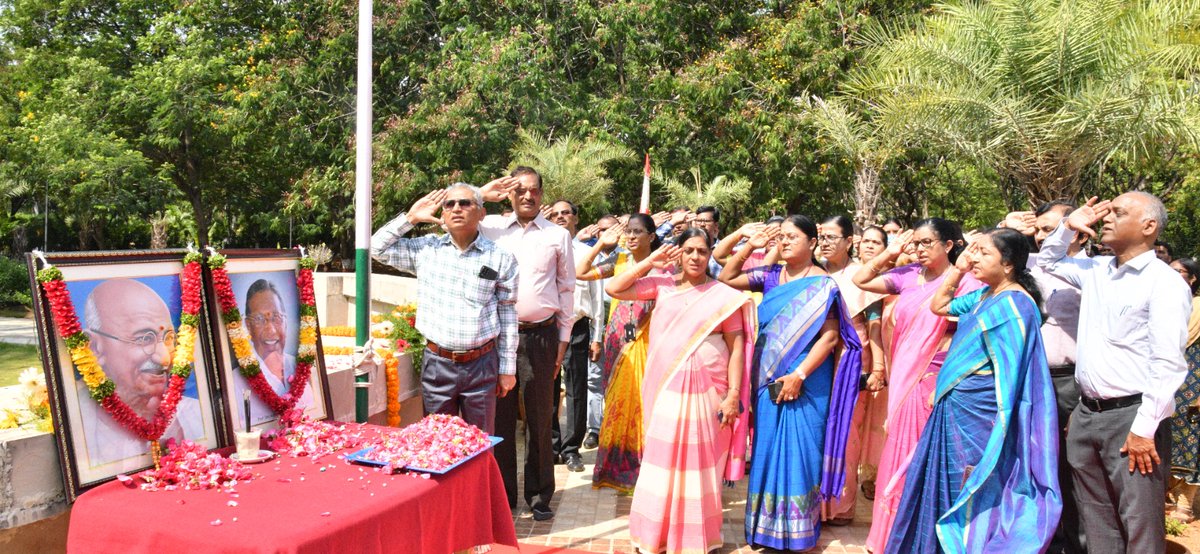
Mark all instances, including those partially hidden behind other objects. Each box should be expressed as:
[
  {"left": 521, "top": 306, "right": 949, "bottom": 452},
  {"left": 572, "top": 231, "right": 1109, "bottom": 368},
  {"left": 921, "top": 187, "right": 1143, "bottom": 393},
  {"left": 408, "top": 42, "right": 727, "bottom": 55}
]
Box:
[
  {"left": 508, "top": 129, "right": 633, "bottom": 217},
  {"left": 847, "top": 0, "right": 1200, "bottom": 205},
  {"left": 659, "top": 167, "right": 753, "bottom": 219}
]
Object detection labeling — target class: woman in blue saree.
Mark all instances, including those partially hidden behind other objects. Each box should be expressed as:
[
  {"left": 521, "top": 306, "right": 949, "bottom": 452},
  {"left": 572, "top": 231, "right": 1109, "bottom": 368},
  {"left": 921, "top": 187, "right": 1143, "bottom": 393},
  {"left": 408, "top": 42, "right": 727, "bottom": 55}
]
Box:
[
  {"left": 885, "top": 228, "right": 1061, "bottom": 553},
  {"left": 719, "top": 215, "right": 863, "bottom": 551}
]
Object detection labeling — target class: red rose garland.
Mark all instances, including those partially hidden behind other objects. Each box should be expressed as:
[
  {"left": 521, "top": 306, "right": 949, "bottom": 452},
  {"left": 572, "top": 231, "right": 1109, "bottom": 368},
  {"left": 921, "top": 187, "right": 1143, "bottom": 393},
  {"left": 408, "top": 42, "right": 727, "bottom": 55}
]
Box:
[
  {"left": 208, "top": 251, "right": 317, "bottom": 415},
  {"left": 36, "top": 253, "right": 203, "bottom": 443}
]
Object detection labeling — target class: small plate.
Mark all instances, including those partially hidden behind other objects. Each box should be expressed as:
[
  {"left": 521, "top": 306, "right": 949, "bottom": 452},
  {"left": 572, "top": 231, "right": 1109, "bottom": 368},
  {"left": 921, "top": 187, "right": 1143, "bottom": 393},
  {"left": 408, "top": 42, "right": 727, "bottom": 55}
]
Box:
[{"left": 230, "top": 450, "right": 275, "bottom": 464}]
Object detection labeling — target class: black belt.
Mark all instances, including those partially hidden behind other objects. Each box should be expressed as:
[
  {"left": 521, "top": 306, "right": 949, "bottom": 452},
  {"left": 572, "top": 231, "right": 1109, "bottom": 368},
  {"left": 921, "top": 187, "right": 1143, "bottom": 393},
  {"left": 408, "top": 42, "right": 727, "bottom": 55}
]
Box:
[
  {"left": 1048, "top": 364, "right": 1075, "bottom": 377},
  {"left": 1080, "top": 393, "right": 1142, "bottom": 412},
  {"left": 519, "top": 316, "right": 556, "bottom": 331}
]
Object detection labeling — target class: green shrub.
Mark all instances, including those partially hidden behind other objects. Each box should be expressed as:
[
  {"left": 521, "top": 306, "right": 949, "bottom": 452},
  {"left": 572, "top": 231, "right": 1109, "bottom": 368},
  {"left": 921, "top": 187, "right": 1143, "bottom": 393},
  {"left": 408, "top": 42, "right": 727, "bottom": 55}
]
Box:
[
  {"left": 1166, "top": 515, "right": 1187, "bottom": 537},
  {"left": 0, "top": 256, "right": 32, "bottom": 308}
]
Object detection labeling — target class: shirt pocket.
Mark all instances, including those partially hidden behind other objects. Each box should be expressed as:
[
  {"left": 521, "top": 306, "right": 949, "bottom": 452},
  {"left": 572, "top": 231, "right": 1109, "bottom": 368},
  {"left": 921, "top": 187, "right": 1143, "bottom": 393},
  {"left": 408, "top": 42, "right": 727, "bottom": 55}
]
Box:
[{"left": 1105, "top": 303, "right": 1148, "bottom": 343}]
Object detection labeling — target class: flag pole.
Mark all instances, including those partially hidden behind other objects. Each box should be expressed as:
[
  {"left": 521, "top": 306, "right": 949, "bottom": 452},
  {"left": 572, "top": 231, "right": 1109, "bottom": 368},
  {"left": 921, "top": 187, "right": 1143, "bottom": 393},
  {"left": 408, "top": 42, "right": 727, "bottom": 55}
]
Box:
[
  {"left": 639, "top": 153, "right": 651, "bottom": 214},
  {"left": 353, "top": 0, "right": 373, "bottom": 423}
]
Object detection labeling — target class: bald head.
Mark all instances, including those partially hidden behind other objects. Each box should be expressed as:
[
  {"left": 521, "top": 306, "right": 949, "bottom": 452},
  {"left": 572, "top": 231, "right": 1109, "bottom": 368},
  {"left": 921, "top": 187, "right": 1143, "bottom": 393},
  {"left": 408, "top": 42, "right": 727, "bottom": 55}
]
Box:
[
  {"left": 1101, "top": 191, "right": 1167, "bottom": 259},
  {"left": 85, "top": 279, "right": 174, "bottom": 418}
]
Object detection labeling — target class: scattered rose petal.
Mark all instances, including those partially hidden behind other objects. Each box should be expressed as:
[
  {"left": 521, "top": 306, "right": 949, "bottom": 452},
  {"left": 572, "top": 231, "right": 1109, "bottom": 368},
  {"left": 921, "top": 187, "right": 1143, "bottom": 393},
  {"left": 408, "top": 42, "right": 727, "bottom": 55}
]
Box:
[
  {"left": 115, "top": 474, "right": 132, "bottom": 484},
  {"left": 227, "top": 500, "right": 238, "bottom": 507},
  {"left": 320, "top": 511, "right": 331, "bottom": 517},
  {"left": 210, "top": 519, "right": 223, "bottom": 526}
]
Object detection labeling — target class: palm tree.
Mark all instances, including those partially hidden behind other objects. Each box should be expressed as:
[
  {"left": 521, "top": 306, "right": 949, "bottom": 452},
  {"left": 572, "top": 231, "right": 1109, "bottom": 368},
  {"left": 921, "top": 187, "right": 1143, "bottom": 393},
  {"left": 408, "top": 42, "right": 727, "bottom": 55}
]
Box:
[
  {"left": 846, "top": 0, "right": 1200, "bottom": 205},
  {"left": 509, "top": 129, "right": 633, "bottom": 214},
  {"left": 659, "top": 167, "right": 753, "bottom": 218},
  {"left": 799, "top": 94, "right": 901, "bottom": 227}
]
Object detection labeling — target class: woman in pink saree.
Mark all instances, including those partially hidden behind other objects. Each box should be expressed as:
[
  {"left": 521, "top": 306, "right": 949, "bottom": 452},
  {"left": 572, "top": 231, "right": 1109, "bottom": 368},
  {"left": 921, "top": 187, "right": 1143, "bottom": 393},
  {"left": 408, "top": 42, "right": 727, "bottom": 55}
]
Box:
[
  {"left": 607, "top": 228, "right": 756, "bottom": 554},
  {"left": 852, "top": 218, "right": 983, "bottom": 552}
]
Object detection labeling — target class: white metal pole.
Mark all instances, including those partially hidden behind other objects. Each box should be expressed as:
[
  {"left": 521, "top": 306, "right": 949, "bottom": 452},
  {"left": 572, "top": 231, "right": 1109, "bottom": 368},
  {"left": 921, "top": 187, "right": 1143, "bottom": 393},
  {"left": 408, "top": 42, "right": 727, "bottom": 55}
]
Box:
[{"left": 353, "top": 0, "right": 373, "bottom": 422}]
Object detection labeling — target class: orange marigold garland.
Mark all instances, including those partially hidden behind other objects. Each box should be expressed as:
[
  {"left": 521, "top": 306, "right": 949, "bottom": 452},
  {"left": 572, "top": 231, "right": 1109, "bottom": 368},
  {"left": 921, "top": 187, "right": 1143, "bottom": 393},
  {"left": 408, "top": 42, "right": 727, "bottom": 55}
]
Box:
[
  {"left": 209, "top": 250, "right": 317, "bottom": 415},
  {"left": 385, "top": 351, "right": 401, "bottom": 427},
  {"left": 35, "top": 251, "right": 203, "bottom": 459}
]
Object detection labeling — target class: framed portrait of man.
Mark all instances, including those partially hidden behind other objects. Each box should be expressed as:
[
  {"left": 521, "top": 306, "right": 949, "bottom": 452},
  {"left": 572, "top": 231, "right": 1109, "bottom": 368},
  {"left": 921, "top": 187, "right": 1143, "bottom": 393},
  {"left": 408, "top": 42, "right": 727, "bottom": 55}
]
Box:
[
  {"left": 207, "top": 250, "right": 331, "bottom": 434},
  {"left": 27, "top": 251, "right": 223, "bottom": 500}
]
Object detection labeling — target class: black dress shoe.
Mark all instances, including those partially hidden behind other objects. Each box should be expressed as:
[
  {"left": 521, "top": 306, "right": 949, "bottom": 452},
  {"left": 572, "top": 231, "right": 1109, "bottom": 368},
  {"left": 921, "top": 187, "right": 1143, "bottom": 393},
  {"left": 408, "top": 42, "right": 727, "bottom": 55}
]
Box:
[
  {"left": 531, "top": 505, "right": 555, "bottom": 521},
  {"left": 553, "top": 453, "right": 564, "bottom": 465},
  {"left": 582, "top": 432, "right": 599, "bottom": 450},
  {"left": 565, "top": 453, "right": 584, "bottom": 472}
]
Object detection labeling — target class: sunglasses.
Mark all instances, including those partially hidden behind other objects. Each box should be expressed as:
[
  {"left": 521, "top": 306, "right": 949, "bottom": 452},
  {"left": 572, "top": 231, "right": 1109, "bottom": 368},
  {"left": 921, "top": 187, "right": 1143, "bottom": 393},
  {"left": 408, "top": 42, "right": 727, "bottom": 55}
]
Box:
[
  {"left": 442, "top": 199, "right": 475, "bottom": 209},
  {"left": 551, "top": 209, "right": 575, "bottom": 217}
]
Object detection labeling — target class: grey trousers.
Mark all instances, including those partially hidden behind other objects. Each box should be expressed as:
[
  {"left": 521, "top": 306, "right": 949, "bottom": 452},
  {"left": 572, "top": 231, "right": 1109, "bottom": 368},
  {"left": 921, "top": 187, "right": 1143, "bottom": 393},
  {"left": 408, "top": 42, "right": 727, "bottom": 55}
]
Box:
[
  {"left": 1067, "top": 400, "right": 1170, "bottom": 554},
  {"left": 1049, "top": 368, "right": 1086, "bottom": 554},
  {"left": 420, "top": 347, "right": 498, "bottom": 434}
]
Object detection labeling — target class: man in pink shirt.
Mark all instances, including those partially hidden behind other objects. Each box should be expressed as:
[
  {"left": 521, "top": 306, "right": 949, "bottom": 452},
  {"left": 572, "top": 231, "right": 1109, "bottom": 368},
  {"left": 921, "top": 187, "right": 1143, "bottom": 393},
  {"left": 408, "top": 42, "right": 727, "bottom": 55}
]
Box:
[{"left": 479, "top": 166, "right": 575, "bottom": 521}]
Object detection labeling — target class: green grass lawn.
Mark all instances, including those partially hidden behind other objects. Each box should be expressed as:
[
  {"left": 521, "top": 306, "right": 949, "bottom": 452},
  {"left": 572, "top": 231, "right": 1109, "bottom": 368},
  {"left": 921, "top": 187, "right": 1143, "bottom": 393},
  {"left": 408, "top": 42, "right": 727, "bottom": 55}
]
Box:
[{"left": 0, "top": 343, "right": 42, "bottom": 387}]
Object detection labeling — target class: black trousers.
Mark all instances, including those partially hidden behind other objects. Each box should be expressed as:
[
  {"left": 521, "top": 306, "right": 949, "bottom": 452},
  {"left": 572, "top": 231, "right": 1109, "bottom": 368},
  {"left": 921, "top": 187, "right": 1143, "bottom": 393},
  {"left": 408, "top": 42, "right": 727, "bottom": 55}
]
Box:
[
  {"left": 494, "top": 324, "right": 557, "bottom": 510},
  {"left": 552, "top": 318, "right": 590, "bottom": 458},
  {"left": 1048, "top": 366, "right": 1086, "bottom": 554},
  {"left": 1067, "top": 399, "right": 1170, "bottom": 554}
]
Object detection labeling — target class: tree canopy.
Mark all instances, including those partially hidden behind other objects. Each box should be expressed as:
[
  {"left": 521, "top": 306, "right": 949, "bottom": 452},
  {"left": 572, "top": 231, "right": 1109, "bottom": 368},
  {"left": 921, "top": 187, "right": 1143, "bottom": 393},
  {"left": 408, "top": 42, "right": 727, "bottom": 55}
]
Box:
[{"left": 0, "top": 0, "right": 1197, "bottom": 260}]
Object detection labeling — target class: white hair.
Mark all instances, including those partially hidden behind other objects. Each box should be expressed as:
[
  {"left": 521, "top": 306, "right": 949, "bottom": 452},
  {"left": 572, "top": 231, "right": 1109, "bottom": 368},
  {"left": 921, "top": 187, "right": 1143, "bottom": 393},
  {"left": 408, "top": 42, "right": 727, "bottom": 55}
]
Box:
[
  {"left": 1129, "top": 190, "right": 1168, "bottom": 230},
  {"left": 445, "top": 182, "right": 483, "bottom": 207},
  {"left": 84, "top": 293, "right": 101, "bottom": 331}
]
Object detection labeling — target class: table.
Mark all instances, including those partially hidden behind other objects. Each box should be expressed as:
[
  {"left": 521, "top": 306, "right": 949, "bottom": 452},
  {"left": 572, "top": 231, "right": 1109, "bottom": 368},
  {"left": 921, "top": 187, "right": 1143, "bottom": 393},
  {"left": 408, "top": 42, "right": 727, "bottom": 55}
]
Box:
[{"left": 67, "top": 425, "right": 517, "bottom": 554}]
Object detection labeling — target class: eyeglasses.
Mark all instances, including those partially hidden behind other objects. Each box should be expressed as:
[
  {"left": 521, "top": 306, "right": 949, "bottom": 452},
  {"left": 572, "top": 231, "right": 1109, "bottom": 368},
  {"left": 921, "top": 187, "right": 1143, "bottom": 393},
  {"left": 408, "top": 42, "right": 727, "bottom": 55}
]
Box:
[
  {"left": 247, "top": 312, "right": 287, "bottom": 328},
  {"left": 89, "top": 328, "right": 176, "bottom": 356},
  {"left": 913, "top": 238, "right": 943, "bottom": 250},
  {"left": 817, "top": 235, "right": 844, "bottom": 244},
  {"left": 550, "top": 209, "right": 574, "bottom": 217},
  {"left": 442, "top": 199, "right": 475, "bottom": 209}
]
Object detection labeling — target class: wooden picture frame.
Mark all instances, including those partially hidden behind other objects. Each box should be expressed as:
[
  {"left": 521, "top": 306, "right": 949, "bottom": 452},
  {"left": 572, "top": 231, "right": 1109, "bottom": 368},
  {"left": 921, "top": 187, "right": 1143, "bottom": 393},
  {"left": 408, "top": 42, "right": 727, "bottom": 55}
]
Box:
[
  {"left": 27, "top": 250, "right": 224, "bottom": 500},
  {"left": 206, "top": 249, "right": 332, "bottom": 437}
]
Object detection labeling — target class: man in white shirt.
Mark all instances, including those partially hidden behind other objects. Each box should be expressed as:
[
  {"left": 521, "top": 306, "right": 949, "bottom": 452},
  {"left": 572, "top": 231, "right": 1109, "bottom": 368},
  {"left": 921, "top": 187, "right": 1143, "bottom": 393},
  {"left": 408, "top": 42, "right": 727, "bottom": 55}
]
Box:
[
  {"left": 1038, "top": 191, "right": 1193, "bottom": 554},
  {"left": 547, "top": 200, "right": 603, "bottom": 473}
]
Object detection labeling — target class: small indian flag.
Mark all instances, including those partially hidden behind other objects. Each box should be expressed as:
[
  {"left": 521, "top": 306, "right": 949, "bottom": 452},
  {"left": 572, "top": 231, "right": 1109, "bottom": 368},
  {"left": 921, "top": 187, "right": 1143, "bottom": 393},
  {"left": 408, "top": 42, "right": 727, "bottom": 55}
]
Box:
[{"left": 639, "top": 153, "right": 651, "bottom": 214}]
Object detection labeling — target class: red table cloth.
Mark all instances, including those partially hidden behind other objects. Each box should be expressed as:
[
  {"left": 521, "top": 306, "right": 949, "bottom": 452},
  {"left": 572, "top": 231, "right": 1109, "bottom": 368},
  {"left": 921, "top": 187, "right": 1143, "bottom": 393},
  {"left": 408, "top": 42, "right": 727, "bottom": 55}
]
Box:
[{"left": 67, "top": 425, "right": 517, "bottom": 554}]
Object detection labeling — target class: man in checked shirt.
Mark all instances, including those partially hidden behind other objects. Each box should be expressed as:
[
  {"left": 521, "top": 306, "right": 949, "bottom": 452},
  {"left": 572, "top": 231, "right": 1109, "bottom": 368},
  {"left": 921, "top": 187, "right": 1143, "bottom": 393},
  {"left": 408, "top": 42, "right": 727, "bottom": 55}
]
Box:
[{"left": 369, "top": 183, "right": 519, "bottom": 434}]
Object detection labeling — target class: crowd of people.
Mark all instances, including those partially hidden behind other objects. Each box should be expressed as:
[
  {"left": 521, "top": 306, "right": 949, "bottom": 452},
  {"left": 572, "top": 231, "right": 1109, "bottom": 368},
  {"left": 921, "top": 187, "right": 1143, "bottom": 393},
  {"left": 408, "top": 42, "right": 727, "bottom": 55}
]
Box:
[{"left": 370, "top": 167, "right": 1200, "bottom": 554}]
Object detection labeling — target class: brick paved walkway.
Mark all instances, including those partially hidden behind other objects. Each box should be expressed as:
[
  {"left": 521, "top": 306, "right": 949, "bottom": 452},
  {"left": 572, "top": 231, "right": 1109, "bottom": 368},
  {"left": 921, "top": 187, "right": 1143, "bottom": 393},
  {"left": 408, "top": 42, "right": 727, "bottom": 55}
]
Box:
[{"left": 511, "top": 426, "right": 872, "bottom": 553}]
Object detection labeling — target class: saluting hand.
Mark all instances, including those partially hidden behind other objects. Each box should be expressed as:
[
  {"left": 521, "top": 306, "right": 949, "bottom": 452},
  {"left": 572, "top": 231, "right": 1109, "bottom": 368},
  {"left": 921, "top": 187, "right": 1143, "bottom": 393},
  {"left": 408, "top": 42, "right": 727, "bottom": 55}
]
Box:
[
  {"left": 955, "top": 241, "right": 979, "bottom": 272},
  {"left": 1003, "top": 211, "right": 1037, "bottom": 236},
  {"left": 599, "top": 222, "right": 626, "bottom": 249},
  {"left": 747, "top": 225, "right": 780, "bottom": 250},
  {"left": 480, "top": 176, "right": 520, "bottom": 202},
  {"left": 408, "top": 190, "right": 447, "bottom": 225},
  {"left": 1065, "top": 197, "right": 1112, "bottom": 239},
  {"left": 648, "top": 243, "right": 681, "bottom": 271},
  {"left": 886, "top": 229, "right": 914, "bottom": 257}
]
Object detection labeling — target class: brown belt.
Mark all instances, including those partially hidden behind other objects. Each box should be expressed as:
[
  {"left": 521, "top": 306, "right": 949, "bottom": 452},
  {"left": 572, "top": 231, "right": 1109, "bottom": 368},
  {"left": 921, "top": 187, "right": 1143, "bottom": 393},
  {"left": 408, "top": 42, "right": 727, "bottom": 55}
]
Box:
[
  {"left": 426, "top": 339, "right": 495, "bottom": 363},
  {"left": 518, "top": 316, "right": 556, "bottom": 331}
]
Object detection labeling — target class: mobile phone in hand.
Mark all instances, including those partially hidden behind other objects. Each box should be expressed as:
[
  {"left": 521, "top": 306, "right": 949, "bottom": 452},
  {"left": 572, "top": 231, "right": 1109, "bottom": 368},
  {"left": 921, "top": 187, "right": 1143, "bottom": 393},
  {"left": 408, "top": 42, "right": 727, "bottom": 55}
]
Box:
[{"left": 768, "top": 380, "right": 784, "bottom": 403}]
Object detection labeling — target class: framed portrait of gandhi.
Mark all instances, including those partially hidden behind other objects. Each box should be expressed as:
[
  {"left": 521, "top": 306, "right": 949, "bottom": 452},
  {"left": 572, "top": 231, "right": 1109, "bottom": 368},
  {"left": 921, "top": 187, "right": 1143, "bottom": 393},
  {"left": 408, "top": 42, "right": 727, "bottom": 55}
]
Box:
[
  {"left": 206, "top": 249, "right": 332, "bottom": 436},
  {"left": 27, "top": 250, "right": 223, "bottom": 500}
]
